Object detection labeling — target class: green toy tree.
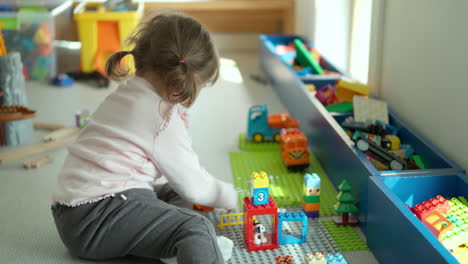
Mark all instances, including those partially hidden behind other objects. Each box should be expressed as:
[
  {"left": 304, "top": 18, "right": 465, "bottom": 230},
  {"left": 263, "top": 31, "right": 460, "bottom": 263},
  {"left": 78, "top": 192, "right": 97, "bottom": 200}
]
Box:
[{"left": 333, "top": 179, "right": 359, "bottom": 225}]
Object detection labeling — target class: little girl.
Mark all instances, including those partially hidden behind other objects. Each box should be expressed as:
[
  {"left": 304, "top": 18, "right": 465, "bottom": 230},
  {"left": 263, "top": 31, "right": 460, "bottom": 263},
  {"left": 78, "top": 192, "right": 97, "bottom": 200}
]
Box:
[{"left": 51, "top": 9, "right": 237, "bottom": 264}]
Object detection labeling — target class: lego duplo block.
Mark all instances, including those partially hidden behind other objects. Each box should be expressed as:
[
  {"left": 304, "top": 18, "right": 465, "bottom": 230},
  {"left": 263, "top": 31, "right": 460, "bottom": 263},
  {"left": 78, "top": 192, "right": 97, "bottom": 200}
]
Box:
[
  {"left": 303, "top": 202, "right": 320, "bottom": 211},
  {"left": 243, "top": 195, "right": 278, "bottom": 252},
  {"left": 411, "top": 195, "right": 450, "bottom": 220},
  {"left": 278, "top": 211, "right": 308, "bottom": 245},
  {"left": 304, "top": 195, "right": 320, "bottom": 203},
  {"left": 305, "top": 252, "right": 327, "bottom": 264},
  {"left": 326, "top": 253, "right": 348, "bottom": 264},
  {"left": 335, "top": 79, "right": 370, "bottom": 102},
  {"left": 275, "top": 255, "right": 295, "bottom": 264},
  {"left": 304, "top": 211, "right": 319, "bottom": 218},
  {"left": 252, "top": 187, "right": 269, "bottom": 206},
  {"left": 252, "top": 171, "right": 269, "bottom": 188}
]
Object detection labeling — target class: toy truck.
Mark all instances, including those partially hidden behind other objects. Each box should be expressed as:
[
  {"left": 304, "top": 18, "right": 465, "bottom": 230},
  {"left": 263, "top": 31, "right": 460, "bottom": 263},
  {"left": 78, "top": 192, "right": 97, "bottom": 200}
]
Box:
[
  {"left": 280, "top": 128, "right": 310, "bottom": 169},
  {"left": 353, "top": 132, "right": 407, "bottom": 170},
  {"left": 247, "top": 104, "right": 299, "bottom": 142}
]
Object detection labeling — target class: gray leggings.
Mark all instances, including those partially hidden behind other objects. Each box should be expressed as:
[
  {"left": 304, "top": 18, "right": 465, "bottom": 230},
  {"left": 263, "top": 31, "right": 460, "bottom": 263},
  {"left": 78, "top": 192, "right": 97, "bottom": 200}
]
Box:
[{"left": 51, "top": 187, "right": 224, "bottom": 264}]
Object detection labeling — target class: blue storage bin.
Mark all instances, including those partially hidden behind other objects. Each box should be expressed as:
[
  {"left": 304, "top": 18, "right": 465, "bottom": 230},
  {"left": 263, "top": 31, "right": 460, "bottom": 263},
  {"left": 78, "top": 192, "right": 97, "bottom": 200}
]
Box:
[
  {"left": 259, "top": 33, "right": 465, "bottom": 234},
  {"left": 260, "top": 34, "right": 346, "bottom": 84},
  {"left": 367, "top": 173, "right": 468, "bottom": 264}
]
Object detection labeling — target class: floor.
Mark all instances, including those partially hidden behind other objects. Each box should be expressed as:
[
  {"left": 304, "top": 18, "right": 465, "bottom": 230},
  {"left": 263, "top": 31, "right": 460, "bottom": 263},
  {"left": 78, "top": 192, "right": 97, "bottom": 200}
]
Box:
[{"left": 0, "top": 44, "right": 379, "bottom": 263}]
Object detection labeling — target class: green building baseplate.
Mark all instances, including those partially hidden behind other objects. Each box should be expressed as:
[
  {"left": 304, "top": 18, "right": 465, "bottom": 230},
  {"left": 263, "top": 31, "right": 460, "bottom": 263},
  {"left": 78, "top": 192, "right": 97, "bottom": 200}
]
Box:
[
  {"left": 229, "top": 151, "right": 338, "bottom": 217},
  {"left": 238, "top": 133, "right": 280, "bottom": 152},
  {"left": 321, "top": 220, "right": 369, "bottom": 252}
]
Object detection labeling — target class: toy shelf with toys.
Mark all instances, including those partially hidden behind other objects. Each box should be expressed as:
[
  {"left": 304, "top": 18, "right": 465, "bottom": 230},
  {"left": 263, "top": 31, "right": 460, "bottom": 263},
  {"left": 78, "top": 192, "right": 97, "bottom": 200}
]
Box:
[{"left": 259, "top": 34, "right": 466, "bottom": 263}]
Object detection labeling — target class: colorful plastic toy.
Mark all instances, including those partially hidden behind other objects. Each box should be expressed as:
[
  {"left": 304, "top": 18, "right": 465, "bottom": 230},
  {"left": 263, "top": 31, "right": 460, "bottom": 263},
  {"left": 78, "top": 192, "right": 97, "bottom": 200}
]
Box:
[
  {"left": 278, "top": 211, "right": 308, "bottom": 245},
  {"left": 243, "top": 195, "right": 279, "bottom": 252},
  {"left": 305, "top": 252, "right": 326, "bottom": 264},
  {"left": 316, "top": 84, "right": 340, "bottom": 106},
  {"left": 217, "top": 212, "right": 246, "bottom": 229},
  {"left": 293, "top": 39, "right": 323, "bottom": 74},
  {"left": 247, "top": 104, "right": 299, "bottom": 142},
  {"left": 50, "top": 74, "right": 74, "bottom": 87},
  {"left": 279, "top": 128, "right": 310, "bottom": 169},
  {"left": 275, "top": 255, "right": 295, "bottom": 264},
  {"left": 0, "top": 23, "right": 6, "bottom": 56},
  {"left": 333, "top": 180, "right": 359, "bottom": 226},
  {"left": 75, "top": 109, "right": 91, "bottom": 128},
  {"left": 353, "top": 132, "right": 407, "bottom": 171},
  {"left": 326, "top": 253, "right": 348, "bottom": 264},
  {"left": 335, "top": 79, "right": 370, "bottom": 102},
  {"left": 251, "top": 171, "right": 270, "bottom": 206},
  {"left": 303, "top": 173, "right": 320, "bottom": 218}
]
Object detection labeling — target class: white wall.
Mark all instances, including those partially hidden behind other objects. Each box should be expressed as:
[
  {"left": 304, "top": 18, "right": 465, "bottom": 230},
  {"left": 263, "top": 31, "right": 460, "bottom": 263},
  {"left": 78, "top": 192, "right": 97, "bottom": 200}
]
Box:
[{"left": 376, "top": 0, "right": 468, "bottom": 170}]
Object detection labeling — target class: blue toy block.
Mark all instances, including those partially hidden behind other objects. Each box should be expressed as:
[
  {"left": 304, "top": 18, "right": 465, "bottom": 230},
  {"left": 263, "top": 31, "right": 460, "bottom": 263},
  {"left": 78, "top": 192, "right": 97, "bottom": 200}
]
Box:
[
  {"left": 296, "top": 66, "right": 313, "bottom": 76},
  {"left": 252, "top": 187, "right": 269, "bottom": 206},
  {"left": 376, "top": 120, "right": 399, "bottom": 136},
  {"left": 326, "top": 253, "right": 348, "bottom": 264},
  {"left": 304, "top": 173, "right": 321, "bottom": 188},
  {"left": 400, "top": 144, "right": 415, "bottom": 159},
  {"left": 278, "top": 211, "right": 308, "bottom": 245},
  {"left": 304, "top": 211, "right": 319, "bottom": 218},
  {"left": 51, "top": 74, "right": 74, "bottom": 87}
]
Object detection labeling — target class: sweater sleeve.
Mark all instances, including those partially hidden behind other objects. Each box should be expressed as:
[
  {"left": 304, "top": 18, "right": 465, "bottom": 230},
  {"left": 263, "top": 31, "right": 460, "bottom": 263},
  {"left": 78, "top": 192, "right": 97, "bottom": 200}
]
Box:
[{"left": 152, "top": 106, "right": 238, "bottom": 209}]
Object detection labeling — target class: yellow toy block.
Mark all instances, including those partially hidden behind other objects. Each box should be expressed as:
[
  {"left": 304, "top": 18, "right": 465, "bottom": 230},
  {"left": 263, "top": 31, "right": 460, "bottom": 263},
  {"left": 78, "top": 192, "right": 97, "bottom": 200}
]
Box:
[
  {"left": 251, "top": 171, "right": 269, "bottom": 189},
  {"left": 336, "top": 79, "right": 371, "bottom": 102}
]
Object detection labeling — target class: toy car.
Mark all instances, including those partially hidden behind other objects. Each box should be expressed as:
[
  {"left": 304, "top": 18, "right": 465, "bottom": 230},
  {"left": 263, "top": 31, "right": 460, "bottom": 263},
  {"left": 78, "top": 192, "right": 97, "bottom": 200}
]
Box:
[{"left": 247, "top": 104, "right": 299, "bottom": 142}]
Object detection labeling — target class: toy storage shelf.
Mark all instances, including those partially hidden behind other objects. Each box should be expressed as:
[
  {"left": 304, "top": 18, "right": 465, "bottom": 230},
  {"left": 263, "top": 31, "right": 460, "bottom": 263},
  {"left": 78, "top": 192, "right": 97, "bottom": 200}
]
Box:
[
  {"left": 259, "top": 34, "right": 465, "bottom": 232},
  {"left": 367, "top": 173, "right": 468, "bottom": 264}
]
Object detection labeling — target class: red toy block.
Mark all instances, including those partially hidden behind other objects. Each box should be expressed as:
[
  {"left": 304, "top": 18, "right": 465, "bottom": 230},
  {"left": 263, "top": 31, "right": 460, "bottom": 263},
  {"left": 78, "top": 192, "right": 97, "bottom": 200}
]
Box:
[
  {"left": 243, "top": 195, "right": 279, "bottom": 252},
  {"left": 411, "top": 195, "right": 450, "bottom": 220}
]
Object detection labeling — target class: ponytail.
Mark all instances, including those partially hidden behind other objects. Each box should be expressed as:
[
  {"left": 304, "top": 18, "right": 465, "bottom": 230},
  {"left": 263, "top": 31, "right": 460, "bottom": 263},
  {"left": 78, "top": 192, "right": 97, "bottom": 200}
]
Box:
[{"left": 105, "top": 51, "right": 132, "bottom": 81}]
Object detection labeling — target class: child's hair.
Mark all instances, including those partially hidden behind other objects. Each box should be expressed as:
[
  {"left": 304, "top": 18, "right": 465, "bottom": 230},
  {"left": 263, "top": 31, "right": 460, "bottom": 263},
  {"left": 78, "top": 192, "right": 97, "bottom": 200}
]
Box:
[{"left": 106, "top": 9, "right": 219, "bottom": 107}]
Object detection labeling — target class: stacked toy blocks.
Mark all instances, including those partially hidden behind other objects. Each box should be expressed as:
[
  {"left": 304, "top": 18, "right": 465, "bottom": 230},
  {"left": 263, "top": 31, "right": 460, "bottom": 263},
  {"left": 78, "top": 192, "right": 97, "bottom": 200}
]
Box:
[
  {"left": 275, "top": 255, "right": 295, "bottom": 264},
  {"left": 303, "top": 173, "right": 321, "bottom": 218},
  {"left": 251, "top": 171, "right": 270, "bottom": 206},
  {"left": 278, "top": 211, "right": 308, "bottom": 245}
]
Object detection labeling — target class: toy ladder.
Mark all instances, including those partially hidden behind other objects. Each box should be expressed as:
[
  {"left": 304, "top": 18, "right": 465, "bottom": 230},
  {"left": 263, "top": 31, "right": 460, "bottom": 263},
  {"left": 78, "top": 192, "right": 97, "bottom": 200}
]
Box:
[{"left": 217, "top": 213, "right": 247, "bottom": 229}]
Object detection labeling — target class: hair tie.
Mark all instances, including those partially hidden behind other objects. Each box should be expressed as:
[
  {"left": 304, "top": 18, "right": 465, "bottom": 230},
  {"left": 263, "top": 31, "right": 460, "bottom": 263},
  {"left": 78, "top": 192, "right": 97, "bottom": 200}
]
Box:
[{"left": 179, "top": 60, "right": 185, "bottom": 65}]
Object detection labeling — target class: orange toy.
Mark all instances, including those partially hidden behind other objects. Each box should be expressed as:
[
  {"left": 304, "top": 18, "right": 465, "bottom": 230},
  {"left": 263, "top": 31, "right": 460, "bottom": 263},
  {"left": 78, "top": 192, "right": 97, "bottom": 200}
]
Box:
[
  {"left": 0, "top": 23, "right": 7, "bottom": 56},
  {"left": 193, "top": 203, "right": 214, "bottom": 212},
  {"left": 279, "top": 128, "right": 310, "bottom": 169},
  {"left": 268, "top": 111, "right": 299, "bottom": 130}
]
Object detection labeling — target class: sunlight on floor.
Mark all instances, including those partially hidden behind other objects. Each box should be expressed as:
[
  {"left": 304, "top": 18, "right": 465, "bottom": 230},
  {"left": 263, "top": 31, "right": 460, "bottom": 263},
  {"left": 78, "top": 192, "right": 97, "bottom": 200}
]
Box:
[{"left": 220, "top": 57, "right": 244, "bottom": 84}]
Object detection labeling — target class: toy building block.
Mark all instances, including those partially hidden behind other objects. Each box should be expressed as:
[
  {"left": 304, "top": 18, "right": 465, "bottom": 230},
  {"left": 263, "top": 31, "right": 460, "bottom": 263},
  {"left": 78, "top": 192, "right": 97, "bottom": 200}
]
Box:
[
  {"left": 326, "top": 253, "right": 348, "bottom": 264},
  {"left": 278, "top": 211, "right": 308, "bottom": 245},
  {"left": 0, "top": 23, "right": 7, "bottom": 56},
  {"left": 275, "top": 255, "right": 295, "bottom": 264},
  {"left": 217, "top": 212, "right": 246, "bottom": 229},
  {"left": 341, "top": 117, "right": 386, "bottom": 136},
  {"left": 316, "top": 84, "right": 340, "bottom": 106},
  {"left": 305, "top": 252, "right": 327, "bottom": 264},
  {"left": 50, "top": 74, "right": 74, "bottom": 87},
  {"left": 325, "top": 102, "right": 353, "bottom": 113},
  {"left": 333, "top": 180, "right": 359, "bottom": 226},
  {"left": 411, "top": 155, "right": 426, "bottom": 169},
  {"left": 411, "top": 195, "right": 450, "bottom": 220},
  {"left": 23, "top": 155, "right": 53, "bottom": 169},
  {"left": 335, "top": 79, "right": 370, "bottom": 102},
  {"left": 439, "top": 197, "right": 468, "bottom": 249},
  {"left": 193, "top": 203, "right": 213, "bottom": 212},
  {"left": 293, "top": 39, "right": 324, "bottom": 74},
  {"left": 422, "top": 211, "right": 454, "bottom": 239},
  {"left": 243, "top": 195, "right": 278, "bottom": 252},
  {"left": 353, "top": 96, "right": 389, "bottom": 124},
  {"left": 251, "top": 171, "right": 270, "bottom": 206},
  {"left": 303, "top": 173, "right": 321, "bottom": 218},
  {"left": 75, "top": 109, "right": 91, "bottom": 128},
  {"left": 279, "top": 128, "right": 310, "bottom": 169}
]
